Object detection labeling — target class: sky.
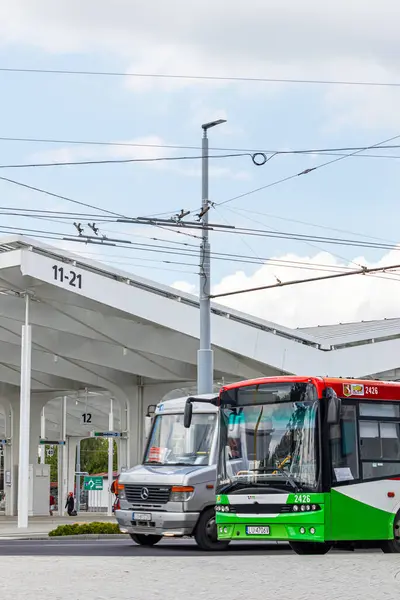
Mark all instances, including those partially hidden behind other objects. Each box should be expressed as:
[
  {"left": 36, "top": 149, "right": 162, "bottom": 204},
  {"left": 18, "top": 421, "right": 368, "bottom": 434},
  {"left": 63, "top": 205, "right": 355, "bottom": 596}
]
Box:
[{"left": 1, "top": 0, "right": 400, "bottom": 328}]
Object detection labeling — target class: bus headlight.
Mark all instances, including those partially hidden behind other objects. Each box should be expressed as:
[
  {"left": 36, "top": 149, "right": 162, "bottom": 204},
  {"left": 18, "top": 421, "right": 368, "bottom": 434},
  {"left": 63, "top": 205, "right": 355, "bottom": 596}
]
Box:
[
  {"left": 118, "top": 484, "right": 126, "bottom": 500},
  {"left": 170, "top": 486, "right": 194, "bottom": 501}
]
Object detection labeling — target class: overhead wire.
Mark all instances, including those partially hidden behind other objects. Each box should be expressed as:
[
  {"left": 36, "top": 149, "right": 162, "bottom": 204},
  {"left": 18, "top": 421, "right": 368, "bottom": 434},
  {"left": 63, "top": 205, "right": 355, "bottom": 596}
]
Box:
[
  {"left": 4, "top": 220, "right": 400, "bottom": 294},
  {"left": 221, "top": 204, "right": 364, "bottom": 270},
  {"left": 3, "top": 66, "right": 400, "bottom": 88},
  {"left": 0, "top": 151, "right": 250, "bottom": 170},
  {"left": 0, "top": 205, "right": 396, "bottom": 250},
  {"left": 229, "top": 206, "right": 398, "bottom": 245},
  {"left": 210, "top": 264, "right": 400, "bottom": 299},
  {"left": 0, "top": 175, "right": 199, "bottom": 242},
  {"left": 2, "top": 136, "right": 400, "bottom": 160},
  {"left": 212, "top": 204, "right": 283, "bottom": 284},
  {"left": 0, "top": 174, "right": 125, "bottom": 217},
  {"left": 131, "top": 217, "right": 400, "bottom": 252},
  {"left": 4, "top": 204, "right": 400, "bottom": 253},
  {"left": 0, "top": 223, "right": 396, "bottom": 274},
  {"left": 216, "top": 133, "right": 400, "bottom": 207},
  {"left": 0, "top": 210, "right": 200, "bottom": 251}
]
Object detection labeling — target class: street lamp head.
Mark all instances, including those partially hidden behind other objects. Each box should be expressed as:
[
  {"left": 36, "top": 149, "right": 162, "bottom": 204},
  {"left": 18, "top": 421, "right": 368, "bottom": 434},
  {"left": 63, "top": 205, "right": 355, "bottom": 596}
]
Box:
[{"left": 202, "top": 119, "right": 227, "bottom": 131}]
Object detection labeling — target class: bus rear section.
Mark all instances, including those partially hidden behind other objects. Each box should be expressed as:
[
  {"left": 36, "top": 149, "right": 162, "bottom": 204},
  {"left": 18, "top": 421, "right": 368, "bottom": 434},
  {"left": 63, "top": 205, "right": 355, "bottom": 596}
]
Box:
[{"left": 215, "top": 376, "right": 400, "bottom": 554}]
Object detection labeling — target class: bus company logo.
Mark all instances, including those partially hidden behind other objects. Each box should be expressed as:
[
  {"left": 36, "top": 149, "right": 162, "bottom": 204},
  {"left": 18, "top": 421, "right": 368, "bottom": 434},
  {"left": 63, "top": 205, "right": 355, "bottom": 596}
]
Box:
[
  {"left": 343, "top": 383, "right": 364, "bottom": 397},
  {"left": 247, "top": 495, "right": 256, "bottom": 500}
]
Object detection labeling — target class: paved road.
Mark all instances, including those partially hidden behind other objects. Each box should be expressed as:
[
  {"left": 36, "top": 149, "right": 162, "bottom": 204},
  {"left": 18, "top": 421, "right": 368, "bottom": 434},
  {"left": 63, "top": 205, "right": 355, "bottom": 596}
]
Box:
[
  {"left": 0, "top": 537, "right": 294, "bottom": 556},
  {"left": 0, "top": 539, "right": 399, "bottom": 600}
]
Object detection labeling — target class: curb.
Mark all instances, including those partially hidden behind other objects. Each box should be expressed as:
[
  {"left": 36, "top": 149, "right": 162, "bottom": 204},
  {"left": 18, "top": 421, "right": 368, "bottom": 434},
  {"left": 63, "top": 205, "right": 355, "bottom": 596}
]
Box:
[{"left": 0, "top": 534, "right": 130, "bottom": 541}]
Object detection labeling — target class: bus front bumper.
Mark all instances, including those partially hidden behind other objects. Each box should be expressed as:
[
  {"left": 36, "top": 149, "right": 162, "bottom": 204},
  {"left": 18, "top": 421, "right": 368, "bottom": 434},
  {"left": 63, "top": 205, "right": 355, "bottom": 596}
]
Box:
[
  {"left": 216, "top": 511, "right": 326, "bottom": 543},
  {"left": 115, "top": 509, "right": 199, "bottom": 537}
]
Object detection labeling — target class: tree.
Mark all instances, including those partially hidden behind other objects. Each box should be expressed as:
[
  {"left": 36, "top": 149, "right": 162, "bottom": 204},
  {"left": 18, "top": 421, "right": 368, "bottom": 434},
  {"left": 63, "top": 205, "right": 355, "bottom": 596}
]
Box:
[
  {"left": 41, "top": 446, "right": 58, "bottom": 482},
  {"left": 80, "top": 438, "right": 118, "bottom": 474},
  {"left": 41, "top": 439, "right": 118, "bottom": 482}
]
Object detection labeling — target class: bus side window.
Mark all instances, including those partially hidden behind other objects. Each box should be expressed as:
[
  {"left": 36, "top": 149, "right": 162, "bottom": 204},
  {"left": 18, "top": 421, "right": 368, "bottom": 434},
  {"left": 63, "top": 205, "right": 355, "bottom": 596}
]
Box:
[
  {"left": 330, "top": 404, "right": 359, "bottom": 482},
  {"left": 341, "top": 421, "right": 356, "bottom": 456}
]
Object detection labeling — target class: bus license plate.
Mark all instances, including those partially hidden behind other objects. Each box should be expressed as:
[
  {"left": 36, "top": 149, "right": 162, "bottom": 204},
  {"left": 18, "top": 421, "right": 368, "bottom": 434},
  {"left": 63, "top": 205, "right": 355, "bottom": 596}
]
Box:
[
  {"left": 246, "top": 526, "right": 270, "bottom": 535},
  {"left": 132, "top": 512, "right": 151, "bottom": 521}
]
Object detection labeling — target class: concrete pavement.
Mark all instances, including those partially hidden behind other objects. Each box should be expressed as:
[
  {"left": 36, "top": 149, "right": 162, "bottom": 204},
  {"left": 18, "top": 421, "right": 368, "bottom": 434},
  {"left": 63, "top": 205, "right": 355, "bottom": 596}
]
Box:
[{"left": 0, "top": 540, "right": 399, "bottom": 600}]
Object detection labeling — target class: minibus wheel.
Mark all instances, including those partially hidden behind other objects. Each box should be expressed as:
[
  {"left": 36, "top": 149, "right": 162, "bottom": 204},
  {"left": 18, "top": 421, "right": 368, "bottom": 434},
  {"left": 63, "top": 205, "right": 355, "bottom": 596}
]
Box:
[
  {"left": 194, "top": 507, "right": 230, "bottom": 551},
  {"left": 130, "top": 533, "right": 163, "bottom": 546}
]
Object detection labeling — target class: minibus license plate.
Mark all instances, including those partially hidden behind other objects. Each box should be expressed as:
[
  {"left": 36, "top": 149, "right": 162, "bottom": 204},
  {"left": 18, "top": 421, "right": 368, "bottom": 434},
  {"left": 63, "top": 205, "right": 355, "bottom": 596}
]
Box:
[
  {"left": 133, "top": 512, "right": 151, "bottom": 521},
  {"left": 246, "top": 526, "right": 270, "bottom": 535}
]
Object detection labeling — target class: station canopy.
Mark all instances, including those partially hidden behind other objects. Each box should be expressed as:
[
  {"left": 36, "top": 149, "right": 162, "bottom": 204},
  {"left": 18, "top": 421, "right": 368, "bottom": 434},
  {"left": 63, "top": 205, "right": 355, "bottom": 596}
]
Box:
[{"left": 0, "top": 235, "right": 400, "bottom": 439}]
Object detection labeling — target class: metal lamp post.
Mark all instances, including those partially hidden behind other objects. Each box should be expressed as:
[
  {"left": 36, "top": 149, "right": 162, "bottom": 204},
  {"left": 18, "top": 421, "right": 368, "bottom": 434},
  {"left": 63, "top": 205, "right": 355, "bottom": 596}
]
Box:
[{"left": 197, "top": 119, "right": 227, "bottom": 394}]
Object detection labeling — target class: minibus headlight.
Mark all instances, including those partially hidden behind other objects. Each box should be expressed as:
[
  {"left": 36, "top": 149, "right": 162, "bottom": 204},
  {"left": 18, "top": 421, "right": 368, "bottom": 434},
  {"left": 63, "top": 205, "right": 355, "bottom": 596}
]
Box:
[{"left": 170, "top": 485, "right": 194, "bottom": 501}]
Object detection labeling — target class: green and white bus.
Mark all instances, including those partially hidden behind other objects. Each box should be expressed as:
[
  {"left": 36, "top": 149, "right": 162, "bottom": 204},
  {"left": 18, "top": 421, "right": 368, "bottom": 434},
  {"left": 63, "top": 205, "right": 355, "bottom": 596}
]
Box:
[{"left": 214, "top": 376, "right": 400, "bottom": 554}]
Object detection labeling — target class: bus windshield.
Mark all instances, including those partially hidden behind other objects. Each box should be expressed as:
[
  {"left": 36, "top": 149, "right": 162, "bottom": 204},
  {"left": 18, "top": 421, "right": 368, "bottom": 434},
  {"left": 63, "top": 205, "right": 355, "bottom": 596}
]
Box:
[
  {"left": 144, "top": 412, "right": 217, "bottom": 466},
  {"left": 218, "top": 382, "right": 319, "bottom": 491}
]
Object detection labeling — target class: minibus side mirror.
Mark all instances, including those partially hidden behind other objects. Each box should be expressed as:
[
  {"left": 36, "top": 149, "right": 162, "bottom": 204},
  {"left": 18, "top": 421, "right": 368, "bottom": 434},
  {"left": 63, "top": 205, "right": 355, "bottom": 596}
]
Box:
[{"left": 184, "top": 399, "right": 193, "bottom": 428}]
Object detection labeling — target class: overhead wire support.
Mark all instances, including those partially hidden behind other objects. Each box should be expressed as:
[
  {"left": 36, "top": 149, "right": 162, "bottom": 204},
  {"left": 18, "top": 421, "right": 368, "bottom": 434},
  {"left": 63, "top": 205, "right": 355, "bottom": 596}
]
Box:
[
  {"left": 63, "top": 237, "right": 117, "bottom": 248},
  {"left": 117, "top": 216, "right": 235, "bottom": 230},
  {"left": 210, "top": 263, "right": 400, "bottom": 300}
]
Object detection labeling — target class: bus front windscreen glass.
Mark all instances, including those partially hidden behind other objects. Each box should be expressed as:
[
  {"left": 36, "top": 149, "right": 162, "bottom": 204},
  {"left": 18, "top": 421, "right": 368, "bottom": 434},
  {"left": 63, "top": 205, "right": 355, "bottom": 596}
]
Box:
[
  {"left": 144, "top": 412, "right": 217, "bottom": 466},
  {"left": 218, "top": 383, "right": 319, "bottom": 490}
]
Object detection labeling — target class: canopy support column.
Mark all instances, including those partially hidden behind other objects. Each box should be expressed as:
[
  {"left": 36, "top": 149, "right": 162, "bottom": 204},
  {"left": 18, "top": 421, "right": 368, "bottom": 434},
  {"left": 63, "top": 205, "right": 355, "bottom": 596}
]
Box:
[{"left": 18, "top": 293, "right": 32, "bottom": 529}]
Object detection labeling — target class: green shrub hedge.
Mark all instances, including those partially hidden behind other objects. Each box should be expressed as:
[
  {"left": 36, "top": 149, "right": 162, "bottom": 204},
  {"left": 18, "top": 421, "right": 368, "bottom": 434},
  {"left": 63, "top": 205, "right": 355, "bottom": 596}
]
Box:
[{"left": 49, "top": 522, "right": 123, "bottom": 536}]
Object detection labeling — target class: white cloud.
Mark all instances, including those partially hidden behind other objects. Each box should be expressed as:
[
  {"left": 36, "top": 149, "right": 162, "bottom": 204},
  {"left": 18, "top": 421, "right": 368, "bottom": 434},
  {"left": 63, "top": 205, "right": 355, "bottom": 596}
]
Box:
[
  {"left": 171, "top": 280, "right": 196, "bottom": 295},
  {"left": 173, "top": 249, "right": 400, "bottom": 328},
  {"left": 2, "top": 1, "right": 400, "bottom": 130},
  {"left": 3, "top": 1, "right": 400, "bottom": 72}
]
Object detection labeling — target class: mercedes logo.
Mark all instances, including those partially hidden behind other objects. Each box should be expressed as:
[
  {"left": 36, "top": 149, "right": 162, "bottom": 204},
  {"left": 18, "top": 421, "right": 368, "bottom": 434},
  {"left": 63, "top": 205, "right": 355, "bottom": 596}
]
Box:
[{"left": 140, "top": 487, "right": 149, "bottom": 500}]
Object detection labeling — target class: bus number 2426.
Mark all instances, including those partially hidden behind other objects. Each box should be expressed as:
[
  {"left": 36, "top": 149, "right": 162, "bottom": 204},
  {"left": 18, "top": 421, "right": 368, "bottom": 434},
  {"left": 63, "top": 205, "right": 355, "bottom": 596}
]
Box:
[
  {"left": 294, "top": 494, "right": 311, "bottom": 503},
  {"left": 365, "top": 386, "right": 378, "bottom": 395}
]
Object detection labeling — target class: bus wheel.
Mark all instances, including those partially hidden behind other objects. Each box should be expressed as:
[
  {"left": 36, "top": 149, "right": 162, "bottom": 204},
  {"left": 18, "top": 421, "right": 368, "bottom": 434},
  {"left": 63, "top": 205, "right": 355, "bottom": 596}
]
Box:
[
  {"left": 381, "top": 513, "right": 400, "bottom": 553},
  {"left": 194, "top": 507, "right": 230, "bottom": 551},
  {"left": 290, "top": 542, "right": 332, "bottom": 555},
  {"left": 130, "top": 533, "right": 163, "bottom": 546}
]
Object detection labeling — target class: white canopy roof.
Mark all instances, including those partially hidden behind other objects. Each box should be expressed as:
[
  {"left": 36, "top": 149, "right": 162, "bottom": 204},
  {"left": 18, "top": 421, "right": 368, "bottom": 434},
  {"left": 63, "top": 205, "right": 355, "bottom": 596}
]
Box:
[{"left": 0, "top": 235, "right": 399, "bottom": 438}]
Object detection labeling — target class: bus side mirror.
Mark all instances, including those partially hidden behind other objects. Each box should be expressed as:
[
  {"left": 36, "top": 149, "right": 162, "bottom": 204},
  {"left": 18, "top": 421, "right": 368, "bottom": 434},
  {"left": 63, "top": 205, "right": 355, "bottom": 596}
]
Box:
[
  {"left": 184, "top": 400, "right": 193, "bottom": 429},
  {"left": 325, "top": 387, "right": 341, "bottom": 424}
]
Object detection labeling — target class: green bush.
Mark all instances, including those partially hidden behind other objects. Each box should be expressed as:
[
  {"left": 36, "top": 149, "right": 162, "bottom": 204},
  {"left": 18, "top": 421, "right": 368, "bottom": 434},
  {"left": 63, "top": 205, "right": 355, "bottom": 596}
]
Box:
[{"left": 49, "top": 521, "right": 123, "bottom": 536}]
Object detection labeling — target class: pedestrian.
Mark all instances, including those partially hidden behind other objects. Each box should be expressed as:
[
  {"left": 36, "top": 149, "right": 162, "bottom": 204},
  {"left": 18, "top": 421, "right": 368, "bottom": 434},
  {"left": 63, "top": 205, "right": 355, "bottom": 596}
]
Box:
[
  {"left": 65, "top": 491, "right": 75, "bottom": 516},
  {"left": 49, "top": 493, "right": 55, "bottom": 516},
  {"left": 111, "top": 477, "right": 120, "bottom": 513}
]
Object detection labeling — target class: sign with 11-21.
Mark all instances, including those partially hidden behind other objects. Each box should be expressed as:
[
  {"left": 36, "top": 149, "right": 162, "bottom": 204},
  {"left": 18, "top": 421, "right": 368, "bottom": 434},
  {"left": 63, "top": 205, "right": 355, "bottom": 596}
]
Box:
[{"left": 52, "top": 264, "right": 83, "bottom": 290}]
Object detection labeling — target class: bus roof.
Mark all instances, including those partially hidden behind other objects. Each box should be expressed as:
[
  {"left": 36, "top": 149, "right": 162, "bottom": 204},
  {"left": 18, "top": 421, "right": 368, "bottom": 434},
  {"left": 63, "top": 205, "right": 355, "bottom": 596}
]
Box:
[{"left": 221, "top": 376, "right": 400, "bottom": 402}]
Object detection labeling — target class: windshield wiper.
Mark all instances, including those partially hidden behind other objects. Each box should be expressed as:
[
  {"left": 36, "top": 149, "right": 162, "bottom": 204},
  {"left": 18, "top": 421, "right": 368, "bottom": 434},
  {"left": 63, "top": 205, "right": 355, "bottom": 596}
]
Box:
[{"left": 250, "top": 467, "right": 301, "bottom": 492}]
